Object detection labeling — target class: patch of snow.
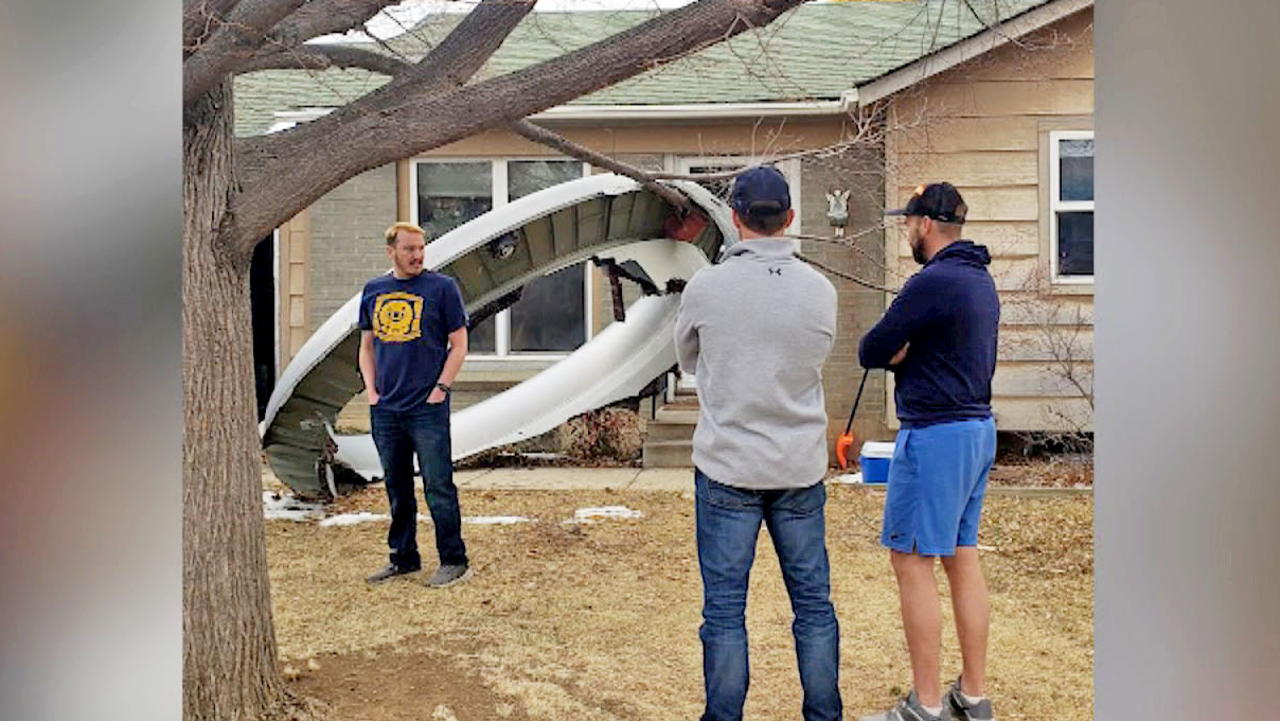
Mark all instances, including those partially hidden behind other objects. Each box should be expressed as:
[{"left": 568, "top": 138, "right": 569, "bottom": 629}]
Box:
[
  {"left": 464, "top": 516, "right": 530, "bottom": 525},
  {"left": 520, "top": 452, "right": 566, "bottom": 461},
  {"left": 263, "top": 492, "right": 325, "bottom": 521},
  {"left": 567, "top": 505, "right": 644, "bottom": 524},
  {"left": 318, "top": 512, "right": 529, "bottom": 527},
  {"left": 321, "top": 512, "right": 433, "bottom": 526},
  {"left": 319, "top": 511, "right": 389, "bottom": 527}
]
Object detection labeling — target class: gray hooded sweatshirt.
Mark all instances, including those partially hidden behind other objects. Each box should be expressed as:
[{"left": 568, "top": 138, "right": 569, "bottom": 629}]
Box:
[{"left": 674, "top": 238, "right": 837, "bottom": 490}]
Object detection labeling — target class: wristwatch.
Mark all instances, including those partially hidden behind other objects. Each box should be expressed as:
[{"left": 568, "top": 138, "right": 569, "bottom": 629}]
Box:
[{"left": 435, "top": 382, "right": 452, "bottom": 396}]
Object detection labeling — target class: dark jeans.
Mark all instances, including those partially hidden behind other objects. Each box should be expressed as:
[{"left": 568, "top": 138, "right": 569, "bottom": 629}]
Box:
[
  {"left": 695, "top": 469, "right": 842, "bottom": 721},
  {"left": 370, "top": 400, "right": 467, "bottom": 569}
]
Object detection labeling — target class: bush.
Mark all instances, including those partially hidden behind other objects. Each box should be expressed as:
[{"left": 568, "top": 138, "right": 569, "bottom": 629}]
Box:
[{"left": 558, "top": 406, "right": 642, "bottom": 464}]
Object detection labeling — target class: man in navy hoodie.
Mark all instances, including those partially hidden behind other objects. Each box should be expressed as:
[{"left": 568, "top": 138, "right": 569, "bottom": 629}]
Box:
[{"left": 857, "top": 184, "right": 1000, "bottom": 721}]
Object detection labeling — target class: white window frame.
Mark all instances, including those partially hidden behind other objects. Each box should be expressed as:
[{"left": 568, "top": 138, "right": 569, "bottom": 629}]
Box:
[
  {"left": 272, "top": 228, "right": 281, "bottom": 377},
  {"left": 676, "top": 155, "right": 804, "bottom": 238},
  {"left": 1048, "top": 130, "right": 1095, "bottom": 284},
  {"left": 409, "top": 157, "right": 595, "bottom": 360}
]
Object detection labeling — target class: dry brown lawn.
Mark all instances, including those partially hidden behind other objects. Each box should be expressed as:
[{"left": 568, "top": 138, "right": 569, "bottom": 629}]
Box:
[{"left": 267, "top": 479, "right": 1092, "bottom": 721}]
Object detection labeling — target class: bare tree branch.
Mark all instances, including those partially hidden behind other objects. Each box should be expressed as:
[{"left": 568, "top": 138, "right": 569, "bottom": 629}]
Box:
[
  {"left": 380, "top": 0, "right": 538, "bottom": 93},
  {"left": 265, "top": 0, "right": 407, "bottom": 47},
  {"left": 795, "top": 252, "right": 898, "bottom": 294},
  {"left": 647, "top": 143, "right": 863, "bottom": 182},
  {"left": 184, "top": 0, "right": 309, "bottom": 106},
  {"left": 648, "top": 106, "right": 881, "bottom": 182},
  {"left": 791, "top": 229, "right": 912, "bottom": 282},
  {"left": 961, "top": 0, "right": 1041, "bottom": 51},
  {"left": 1000, "top": 264, "right": 1095, "bottom": 452},
  {"left": 927, "top": 0, "right": 948, "bottom": 55},
  {"left": 184, "top": 0, "right": 242, "bottom": 59},
  {"left": 247, "top": 0, "right": 536, "bottom": 124},
  {"left": 237, "top": 44, "right": 412, "bottom": 75},
  {"left": 361, "top": 22, "right": 417, "bottom": 65},
  {"left": 511, "top": 119, "right": 693, "bottom": 211},
  {"left": 227, "top": 0, "right": 815, "bottom": 256}
]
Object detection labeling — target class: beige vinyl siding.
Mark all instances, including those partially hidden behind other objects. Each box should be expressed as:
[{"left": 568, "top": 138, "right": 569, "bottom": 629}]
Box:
[
  {"left": 883, "top": 7, "right": 1095, "bottom": 432},
  {"left": 276, "top": 210, "right": 311, "bottom": 367}
]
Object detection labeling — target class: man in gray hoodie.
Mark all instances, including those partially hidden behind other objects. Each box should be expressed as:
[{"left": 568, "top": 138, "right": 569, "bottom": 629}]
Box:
[{"left": 674, "top": 165, "right": 842, "bottom": 721}]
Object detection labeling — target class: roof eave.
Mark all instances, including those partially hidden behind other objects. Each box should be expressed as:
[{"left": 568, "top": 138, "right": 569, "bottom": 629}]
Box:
[
  {"left": 854, "top": 0, "right": 1093, "bottom": 106},
  {"left": 529, "top": 91, "right": 859, "bottom": 122}
]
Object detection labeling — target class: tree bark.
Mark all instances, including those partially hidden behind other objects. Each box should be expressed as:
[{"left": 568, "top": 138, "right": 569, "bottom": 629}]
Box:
[
  {"left": 378, "top": 0, "right": 537, "bottom": 95},
  {"left": 184, "top": 0, "right": 242, "bottom": 59},
  {"left": 184, "top": 0, "right": 310, "bottom": 106},
  {"left": 183, "top": 79, "right": 287, "bottom": 721},
  {"left": 238, "top": 44, "right": 411, "bottom": 76},
  {"left": 265, "top": 0, "right": 404, "bottom": 48}
]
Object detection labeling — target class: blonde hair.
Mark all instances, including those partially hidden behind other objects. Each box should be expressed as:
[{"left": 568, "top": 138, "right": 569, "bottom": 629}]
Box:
[{"left": 384, "top": 221, "right": 426, "bottom": 245}]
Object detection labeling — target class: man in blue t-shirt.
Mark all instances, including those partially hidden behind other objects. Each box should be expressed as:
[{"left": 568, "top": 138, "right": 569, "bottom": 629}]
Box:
[
  {"left": 359, "top": 222, "right": 470, "bottom": 588},
  {"left": 857, "top": 184, "right": 1000, "bottom": 721}
]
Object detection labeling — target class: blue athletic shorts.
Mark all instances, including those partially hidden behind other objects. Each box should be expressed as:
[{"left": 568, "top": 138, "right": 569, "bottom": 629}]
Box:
[{"left": 880, "top": 417, "right": 997, "bottom": 556}]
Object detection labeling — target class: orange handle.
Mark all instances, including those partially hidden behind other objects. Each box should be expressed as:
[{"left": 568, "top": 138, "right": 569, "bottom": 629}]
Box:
[{"left": 835, "top": 434, "right": 854, "bottom": 470}]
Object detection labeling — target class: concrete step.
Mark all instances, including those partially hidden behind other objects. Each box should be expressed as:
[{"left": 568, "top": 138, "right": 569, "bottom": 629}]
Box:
[
  {"left": 642, "top": 439, "right": 694, "bottom": 468},
  {"left": 452, "top": 379, "right": 521, "bottom": 394},
  {"left": 646, "top": 420, "right": 697, "bottom": 442},
  {"left": 654, "top": 407, "right": 699, "bottom": 424}
]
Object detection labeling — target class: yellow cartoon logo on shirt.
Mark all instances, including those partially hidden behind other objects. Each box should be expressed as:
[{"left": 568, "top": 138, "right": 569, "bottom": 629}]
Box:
[{"left": 373, "top": 292, "right": 424, "bottom": 342}]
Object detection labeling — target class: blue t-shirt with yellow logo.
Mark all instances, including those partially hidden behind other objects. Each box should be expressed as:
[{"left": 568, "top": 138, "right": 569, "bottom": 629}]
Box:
[{"left": 358, "top": 271, "right": 468, "bottom": 412}]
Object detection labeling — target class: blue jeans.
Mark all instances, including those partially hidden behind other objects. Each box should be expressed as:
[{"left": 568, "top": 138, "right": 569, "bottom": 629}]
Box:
[
  {"left": 695, "top": 470, "right": 842, "bottom": 721},
  {"left": 370, "top": 401, "right": 467, "bottom": 569}
]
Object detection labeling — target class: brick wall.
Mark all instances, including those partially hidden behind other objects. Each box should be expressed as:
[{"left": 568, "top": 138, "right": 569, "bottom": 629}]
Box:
[
  {"left": 799, "top": 147, "right": 893, "bottom": 446},
  {"left": 308, "top": 164, "right": 398, "bottom": 332}
]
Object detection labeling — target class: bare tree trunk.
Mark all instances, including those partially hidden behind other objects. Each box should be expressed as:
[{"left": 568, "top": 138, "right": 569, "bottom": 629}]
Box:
[{"left": 183, "top": 79, "right": 287, "bottom": 721}]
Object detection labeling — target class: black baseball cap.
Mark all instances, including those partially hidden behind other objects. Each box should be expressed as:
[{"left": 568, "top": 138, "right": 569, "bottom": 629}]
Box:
[
  {"left": 887, "top": 182, "right": 967, "bottom": 224},
  {"left": 730, "top": 165, "right": 791, "bottom": 219}
]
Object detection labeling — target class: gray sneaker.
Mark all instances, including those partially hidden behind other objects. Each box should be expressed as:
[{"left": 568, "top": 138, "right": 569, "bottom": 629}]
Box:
[
  {"left": 859, "top": 690, "right": 952, "bottom": 721},
  {"left": 365, "top": 563, "right": 418, "bottom": 584},
  {"left": 946, "top": 679, "right": 994, "bottom": 721},
  {"left": 424, "top": 564, "right": 470, "bottom": 588}
]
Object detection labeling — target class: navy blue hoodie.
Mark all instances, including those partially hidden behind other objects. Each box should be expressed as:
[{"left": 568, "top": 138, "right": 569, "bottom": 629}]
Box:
[{"left": 858, "top": 240, "right": 1000, "bottom": 428}]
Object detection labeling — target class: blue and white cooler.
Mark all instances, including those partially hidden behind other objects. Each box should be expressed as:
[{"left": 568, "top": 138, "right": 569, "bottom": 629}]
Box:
[{"left": 858, "top": 441, "right": 896, "bottom": 484}]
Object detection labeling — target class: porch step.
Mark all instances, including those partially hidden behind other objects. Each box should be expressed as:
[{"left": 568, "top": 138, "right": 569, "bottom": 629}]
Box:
[
  {"left": 665, "top": 396, "right": 700, "bottom": 410},
  {"left": 646, "top": 417, "right": 698, "bottom": 442},
  {"left": 643, "top": 392, "right": 699, "bottom": 467},
  {"left": 654, "top": 407, "right": 699, "bottom": 425},
  {"left": 642, "top": 440, "right": 694, "bottom": 468}
]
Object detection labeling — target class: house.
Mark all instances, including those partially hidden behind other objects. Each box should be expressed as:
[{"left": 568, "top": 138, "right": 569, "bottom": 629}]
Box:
[{"left": 238, "top": 0, "right": 1094, "bottom": 460}]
